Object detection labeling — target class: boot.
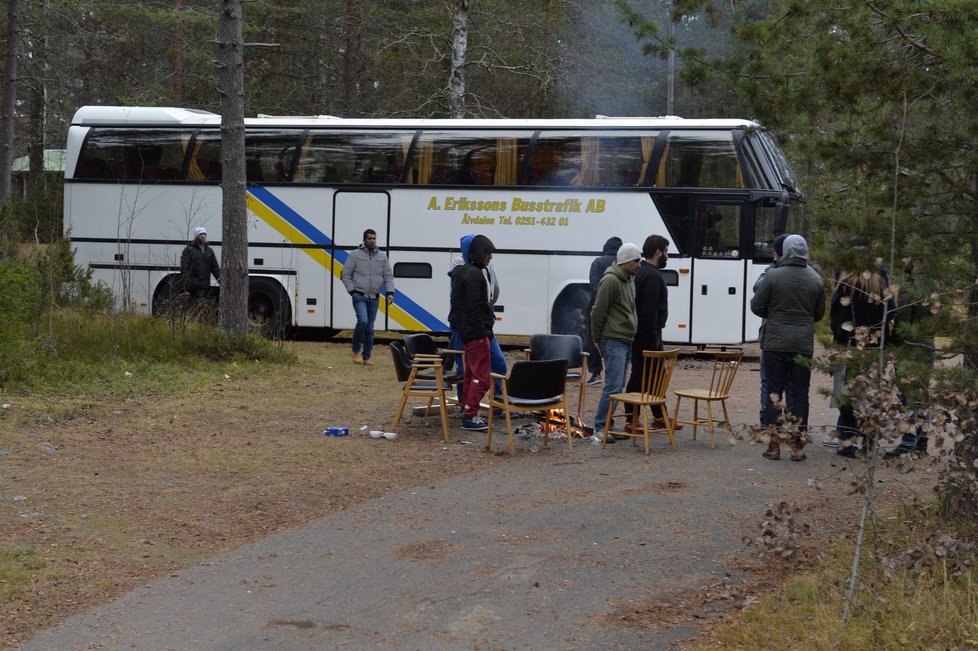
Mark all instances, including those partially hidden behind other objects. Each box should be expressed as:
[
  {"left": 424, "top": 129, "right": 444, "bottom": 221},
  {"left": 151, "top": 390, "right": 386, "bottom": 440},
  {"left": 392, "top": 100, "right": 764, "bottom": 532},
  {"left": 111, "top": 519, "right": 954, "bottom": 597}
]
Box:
[
  {"left": 789, "top": 438, "right": 807, "bottom": 462},
  {"left": 762, "top": 442, "right": 781, "bottom": 460}
]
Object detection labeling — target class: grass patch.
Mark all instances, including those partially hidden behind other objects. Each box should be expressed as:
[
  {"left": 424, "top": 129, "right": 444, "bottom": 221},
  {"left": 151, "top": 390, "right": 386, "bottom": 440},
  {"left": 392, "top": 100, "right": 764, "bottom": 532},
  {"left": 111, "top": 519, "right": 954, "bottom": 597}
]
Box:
[
  {"left": 695, "top": 505, "right": 978, "bottom": 650},
  {"left": 17, "top": 310, "right": 295, "bottom": 398}
]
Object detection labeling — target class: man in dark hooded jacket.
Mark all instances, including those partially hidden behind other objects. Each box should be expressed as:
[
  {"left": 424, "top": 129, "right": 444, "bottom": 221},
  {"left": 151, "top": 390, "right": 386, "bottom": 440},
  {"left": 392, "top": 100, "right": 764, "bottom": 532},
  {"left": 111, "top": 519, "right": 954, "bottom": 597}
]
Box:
[
  {"left": 750, "top": 234, "right": 825, "bottom": 462},
  {"left": 585, "top": 236, "right": 622, "bottom": 384},
  {"left": 451, "top": 234, "right": 496, "bottom": 431},
  {"left": 180, "top": 226, "right": 220, "bottom": 300}
]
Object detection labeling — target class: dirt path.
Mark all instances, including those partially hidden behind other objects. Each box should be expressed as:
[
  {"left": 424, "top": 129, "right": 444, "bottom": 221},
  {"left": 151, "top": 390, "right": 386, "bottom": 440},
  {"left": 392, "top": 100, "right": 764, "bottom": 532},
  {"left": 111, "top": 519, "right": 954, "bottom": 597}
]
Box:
[{"left": 9, "top": 341, "right": 938, "bottom": 650}]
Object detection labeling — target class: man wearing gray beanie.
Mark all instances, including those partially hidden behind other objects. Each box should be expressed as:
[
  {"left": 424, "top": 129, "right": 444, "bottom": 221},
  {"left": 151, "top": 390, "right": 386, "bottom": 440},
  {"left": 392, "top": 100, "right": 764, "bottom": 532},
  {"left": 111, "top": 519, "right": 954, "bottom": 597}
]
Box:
[{"left": 589, "top": 242, "right": 642, "bottom": 443}]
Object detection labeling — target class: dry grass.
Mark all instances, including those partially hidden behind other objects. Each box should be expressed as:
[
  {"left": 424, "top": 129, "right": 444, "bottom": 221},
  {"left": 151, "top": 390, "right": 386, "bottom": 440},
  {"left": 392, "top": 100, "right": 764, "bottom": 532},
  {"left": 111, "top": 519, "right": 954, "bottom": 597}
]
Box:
[
  {"left": 0, "top": 338, "right": 502, "bottom": 648},
  {"left": 691, "top": 508, "right": 978, "bottom": 650}
]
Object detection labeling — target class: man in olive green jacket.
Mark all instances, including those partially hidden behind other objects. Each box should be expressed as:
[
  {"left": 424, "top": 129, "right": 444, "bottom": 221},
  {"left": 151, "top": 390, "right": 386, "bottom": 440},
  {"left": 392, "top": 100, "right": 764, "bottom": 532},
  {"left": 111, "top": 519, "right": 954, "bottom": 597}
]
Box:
[{"left": 589, "top": 242, "right": 641, "bottom": 442}]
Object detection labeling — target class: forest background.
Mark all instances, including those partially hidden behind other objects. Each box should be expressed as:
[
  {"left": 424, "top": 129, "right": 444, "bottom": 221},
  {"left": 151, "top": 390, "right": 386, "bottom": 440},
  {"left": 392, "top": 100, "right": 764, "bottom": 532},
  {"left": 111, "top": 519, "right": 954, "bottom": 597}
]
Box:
[{"left": 2, "top": 0, "right": 978, "bottom": 647}]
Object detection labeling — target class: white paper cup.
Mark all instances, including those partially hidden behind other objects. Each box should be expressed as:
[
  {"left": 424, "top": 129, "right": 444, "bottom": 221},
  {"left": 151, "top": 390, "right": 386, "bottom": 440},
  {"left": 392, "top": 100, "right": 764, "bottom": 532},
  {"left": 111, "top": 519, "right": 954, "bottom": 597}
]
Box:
[
  {"left": 383, "top": 432, "right": 398, "bottom": 440},
  {"left": 369, "top": 430, "right": 384, "bottom": 439}
]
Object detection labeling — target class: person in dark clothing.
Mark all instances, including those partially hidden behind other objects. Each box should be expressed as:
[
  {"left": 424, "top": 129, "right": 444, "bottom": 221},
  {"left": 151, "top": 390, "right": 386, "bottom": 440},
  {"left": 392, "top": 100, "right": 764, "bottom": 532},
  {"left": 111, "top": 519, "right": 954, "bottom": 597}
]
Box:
[
  {"left": 750, "top": 234, "right": 825, "bottom": 462},
  {"left": 180, "top": 226, "right": 220, "bottom": 300},
  {"left": 829, "top": 259, "right": 891, "bottom": 457},
  {"left": 624, "top": 234, "right": 679, "bottom": 429},
  {"left": 585, "top": 236, "right": 622, "bottom": 384},
  {"left": 451, "top": 234, "right": 497, "bottom": 431}
]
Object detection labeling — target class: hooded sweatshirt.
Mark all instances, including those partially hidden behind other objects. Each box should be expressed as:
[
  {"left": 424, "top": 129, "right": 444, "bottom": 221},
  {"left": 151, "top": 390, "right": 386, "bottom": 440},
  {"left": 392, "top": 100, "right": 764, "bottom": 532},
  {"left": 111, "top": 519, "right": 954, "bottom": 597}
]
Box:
[
  {"left": 590, "top": 236, "right": 623, "bottom": 296},
  {"left": 590, "top": 262, "right": 637, "bottom": 344},
  {"left": 451, "top": 234, "right": 496, "bottom": 343},
  {"left": 749, "top": 234, "right": 825, "bottom": 354}
]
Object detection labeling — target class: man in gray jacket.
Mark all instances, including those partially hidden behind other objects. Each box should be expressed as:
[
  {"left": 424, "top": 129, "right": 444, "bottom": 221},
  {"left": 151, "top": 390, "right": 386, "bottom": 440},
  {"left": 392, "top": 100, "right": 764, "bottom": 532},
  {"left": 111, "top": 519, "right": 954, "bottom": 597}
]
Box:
[
  {"left": 341, "top": 229, "right": 394, "bottom": 366},
  {"left": 750, "top": 234, "right": 825, "bottom": 461}
]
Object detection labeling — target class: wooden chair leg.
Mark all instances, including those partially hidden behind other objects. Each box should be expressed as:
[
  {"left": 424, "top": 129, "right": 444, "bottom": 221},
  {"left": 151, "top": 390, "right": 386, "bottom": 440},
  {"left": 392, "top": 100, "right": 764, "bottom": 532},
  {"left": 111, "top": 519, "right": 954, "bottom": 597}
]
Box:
[
  {"left": 641, "top": 406, "right": 651, "bottom": 455},
  {"left": 673, "top": 396, "right": 683, "bottom": 433},
  {"left": 692, "top": 399, "right": 700, "bottom": 441},
  {"left": 392, "top": 391, "right": 410, "bottom": 432},
  {"left": 437, "top": 388, "right": 450, "bottom": 443},
  {"left": 661, "top": 403, "right": 677, "bottom": 450},
  {"left": 602, "top": 399, "right": 616, "bottom": 448},
  {"left": 577, "top": 380, "right": 586, "bottom": 430},
  {"left": 721, "top": 400, "right": 733, "bottom": 438},
  {"left": 564, "top": 400, "right": 573, "bottom": 450},
  {"left": 505, "top": 408, "right": 516, "bottom": 455},
  {"left": 486, "top": 404, "right": 495, "bottom": 451},
  {"left": 706, "top": 400, "right": 716, "bottom": 449}
]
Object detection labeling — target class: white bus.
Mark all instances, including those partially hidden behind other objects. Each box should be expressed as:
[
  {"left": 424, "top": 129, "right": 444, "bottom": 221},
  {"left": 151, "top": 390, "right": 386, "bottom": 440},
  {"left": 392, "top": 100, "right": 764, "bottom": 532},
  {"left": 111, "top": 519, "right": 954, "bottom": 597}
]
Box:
[{"left": 63, "top": 106, "right": 805, "bottom": 343}]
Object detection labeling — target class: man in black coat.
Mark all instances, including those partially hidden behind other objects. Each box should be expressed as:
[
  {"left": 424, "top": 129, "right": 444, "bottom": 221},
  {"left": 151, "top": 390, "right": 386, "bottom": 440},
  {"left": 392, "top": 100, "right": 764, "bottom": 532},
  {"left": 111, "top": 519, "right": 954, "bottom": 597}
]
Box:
[
  {"left": 624, "top": 234, "right": 675, "bottom": 429},
  {"left": 180, "top": 226, "right": 221, "bottom": 300},
  {"left": 585, "top": 236, "right": 622, "bottom": 384},
  {"left": 450, "top": 234, "right": 496, "bottom": 431}
]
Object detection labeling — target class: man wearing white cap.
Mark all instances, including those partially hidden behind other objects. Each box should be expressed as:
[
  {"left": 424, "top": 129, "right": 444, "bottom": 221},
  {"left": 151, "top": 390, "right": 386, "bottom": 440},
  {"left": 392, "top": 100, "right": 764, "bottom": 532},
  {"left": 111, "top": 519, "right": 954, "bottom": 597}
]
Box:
[
  {"left": 589, "top": 242, "right": 641, "bottom": 443},
  {"left": 180, "top": 226, "right": 221, "bottom": 300}
]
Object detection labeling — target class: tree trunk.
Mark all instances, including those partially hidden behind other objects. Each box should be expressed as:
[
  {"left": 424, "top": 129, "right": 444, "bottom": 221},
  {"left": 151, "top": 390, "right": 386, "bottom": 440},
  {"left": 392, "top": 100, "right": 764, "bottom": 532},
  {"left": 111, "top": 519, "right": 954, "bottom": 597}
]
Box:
[
  {"left": 26, "top": 0, "right": 47, "bottom": 206},
  {"left": 217, "top": 0, "right": 249, "bottom": 337},
  {"left": 343, "top": 0, "right": 361, "bottom": 116},
  {"left": 0, "top": 0, "right": 20, "bottom": 208},
  {"left": 448, "top": 0, "right": 469, "bottom": 119}
]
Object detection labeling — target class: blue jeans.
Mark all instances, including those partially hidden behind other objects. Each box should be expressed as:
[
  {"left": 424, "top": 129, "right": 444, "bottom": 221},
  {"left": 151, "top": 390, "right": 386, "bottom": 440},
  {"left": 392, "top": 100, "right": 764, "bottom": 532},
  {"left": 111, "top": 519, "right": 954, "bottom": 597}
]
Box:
[
  {"left": 761, "top": 350, "right": 811, "bottom": 431},
  {"left": 593, "top": 339, "right": 630, "bottom": 433},
  {"left": 351, "top": 293, "right": 379, "bottom": 360}
]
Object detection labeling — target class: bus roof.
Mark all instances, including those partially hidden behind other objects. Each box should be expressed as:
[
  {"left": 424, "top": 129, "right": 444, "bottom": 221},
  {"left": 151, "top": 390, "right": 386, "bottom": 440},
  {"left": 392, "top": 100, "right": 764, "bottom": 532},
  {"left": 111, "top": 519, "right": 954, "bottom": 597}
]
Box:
[{"left": 70, "top": 106, "right": 762, "bottom": 131}]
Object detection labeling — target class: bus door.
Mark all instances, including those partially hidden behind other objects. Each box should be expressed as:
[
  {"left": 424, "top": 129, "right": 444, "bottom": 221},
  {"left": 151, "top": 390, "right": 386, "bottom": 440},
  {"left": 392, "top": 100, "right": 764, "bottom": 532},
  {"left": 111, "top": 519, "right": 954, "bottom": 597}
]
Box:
[
  {"left": 689, "top": 198, "right": 748, "bottom": 345},
  {"left": 331, "top": 190, "right": 391, "bottom": 331}
]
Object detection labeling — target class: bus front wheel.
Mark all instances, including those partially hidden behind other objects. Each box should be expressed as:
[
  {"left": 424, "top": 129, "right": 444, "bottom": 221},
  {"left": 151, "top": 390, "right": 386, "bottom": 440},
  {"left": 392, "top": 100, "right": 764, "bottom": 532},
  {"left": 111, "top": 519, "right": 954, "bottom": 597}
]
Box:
[
  {"left": 551, "top": 284, "right": 592, "bottom": 341},
  {"left": 248, "top": 277, "right": 292, "bottom": 339}
]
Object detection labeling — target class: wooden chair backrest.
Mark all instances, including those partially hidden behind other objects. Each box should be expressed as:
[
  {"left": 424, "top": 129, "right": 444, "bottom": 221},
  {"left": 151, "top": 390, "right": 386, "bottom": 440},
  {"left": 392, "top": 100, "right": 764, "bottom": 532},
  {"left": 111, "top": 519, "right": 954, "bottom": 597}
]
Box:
[
  {"left": 640, "top": 348, "right": 680, "bottom": 401},
  {"left": 708, "top": 351, "right": 742, "bottom": 398}
]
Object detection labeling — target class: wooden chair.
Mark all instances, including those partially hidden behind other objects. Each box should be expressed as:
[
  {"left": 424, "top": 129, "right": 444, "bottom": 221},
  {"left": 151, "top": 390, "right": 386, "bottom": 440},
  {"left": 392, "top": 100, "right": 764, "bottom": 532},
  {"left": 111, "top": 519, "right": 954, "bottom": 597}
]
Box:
[
  {"left": 672, "top": 350, "right": 743, "bottom": 449},
  {"left": 487, "top": 359, "right": 570, "bottom": 455},
  {"left": 524, "top": 333, "right": 589, "bottom": 430},
  {"left": 602, "top": 349, "right": 680, "bottom": 455},
  {"left": 389, "top": 341, "right": 450, "bottom": 442}
]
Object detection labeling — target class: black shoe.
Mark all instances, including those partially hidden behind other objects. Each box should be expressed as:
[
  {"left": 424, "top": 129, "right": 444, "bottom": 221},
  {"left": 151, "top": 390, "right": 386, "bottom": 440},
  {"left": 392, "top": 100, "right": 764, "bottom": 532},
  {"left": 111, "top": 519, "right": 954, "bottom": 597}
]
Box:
[
  {"left": 885, "top": 436, "right": 928, "bottom": 459},
  {"left": 837, "top": 445, "right": 858, "bottom": 458},
  {"left": 586, "top": 372, "right": 602, "bottom": 386}
]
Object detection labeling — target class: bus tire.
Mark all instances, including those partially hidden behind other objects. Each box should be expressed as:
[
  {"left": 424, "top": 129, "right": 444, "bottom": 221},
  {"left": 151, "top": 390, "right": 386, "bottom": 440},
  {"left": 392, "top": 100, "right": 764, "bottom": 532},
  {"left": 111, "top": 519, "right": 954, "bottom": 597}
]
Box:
[
  {"left": 248, "top": 277, "right": 292, "bottom": 339},
  {"left": 151, "top": 274, "right": 186, "bottom": 317},
  {"left": 551, "top": 284, "right": 591, "bottom": 341}
]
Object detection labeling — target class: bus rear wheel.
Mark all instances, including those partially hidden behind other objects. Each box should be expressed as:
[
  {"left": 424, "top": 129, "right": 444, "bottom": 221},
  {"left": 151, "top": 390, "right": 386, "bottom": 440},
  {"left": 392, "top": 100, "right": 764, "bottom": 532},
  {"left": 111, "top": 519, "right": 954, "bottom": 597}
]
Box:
[
  {"left": 551, "top": 284, "right": 591, "bottom": 342},
  {"left": 248, "top": 277, "right": 292, "bottom": 339}
]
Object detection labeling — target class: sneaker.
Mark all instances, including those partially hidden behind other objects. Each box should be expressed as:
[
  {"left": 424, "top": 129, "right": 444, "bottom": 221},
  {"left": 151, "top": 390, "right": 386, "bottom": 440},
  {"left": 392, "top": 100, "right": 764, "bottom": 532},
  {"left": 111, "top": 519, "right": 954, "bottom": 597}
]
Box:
[
  {"left": 652, "top": 418, "right": 682, "bottom": 431},
  {"left": 362, "top": 358, "right": 374, "bottom": 366},
  {"left": 461, "top": 416, "right": 489, "bottom": 431},
  {"left": 823, "top": 436, "right": 840, "bottom": 449},
  {"left": 352, "top": 352, "right": 363, "bottom": 364},
  {"left": 586, "top": 372, "right": 602, "bottom": 386}
]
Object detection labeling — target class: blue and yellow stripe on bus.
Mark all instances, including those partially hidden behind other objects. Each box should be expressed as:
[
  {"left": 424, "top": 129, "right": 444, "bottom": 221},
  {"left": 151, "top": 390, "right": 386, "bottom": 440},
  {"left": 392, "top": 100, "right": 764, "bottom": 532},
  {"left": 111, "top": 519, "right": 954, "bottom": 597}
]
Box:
[{"left": 245, "top": 185, "right": 448, "bottom": 332}]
